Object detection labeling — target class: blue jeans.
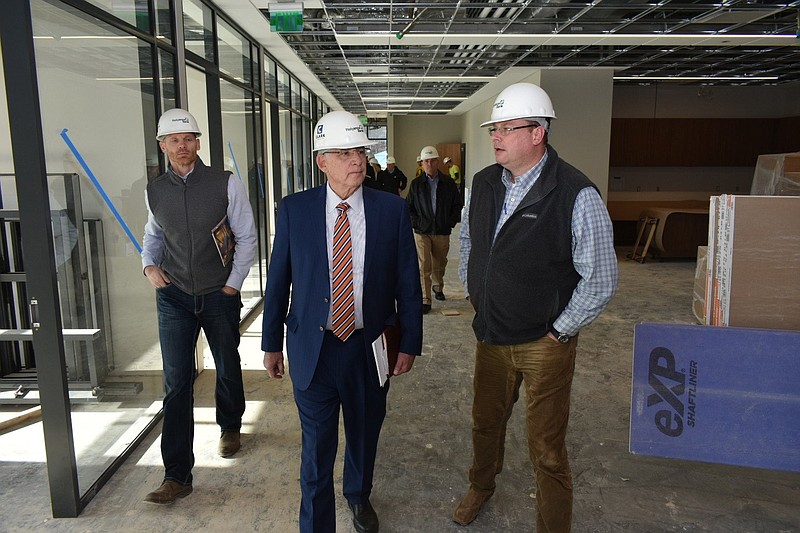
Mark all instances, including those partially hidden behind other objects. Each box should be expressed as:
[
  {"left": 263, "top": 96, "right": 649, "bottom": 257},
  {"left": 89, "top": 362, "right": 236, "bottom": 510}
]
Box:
[{"left": 156, "top": 283, "right": 246, "bottom": 484}]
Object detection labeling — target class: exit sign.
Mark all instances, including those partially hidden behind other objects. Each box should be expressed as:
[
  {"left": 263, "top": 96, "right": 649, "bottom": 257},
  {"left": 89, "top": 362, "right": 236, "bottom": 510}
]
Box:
[{"left": 268, "top": 3, "right": 303, "bottom": 33}]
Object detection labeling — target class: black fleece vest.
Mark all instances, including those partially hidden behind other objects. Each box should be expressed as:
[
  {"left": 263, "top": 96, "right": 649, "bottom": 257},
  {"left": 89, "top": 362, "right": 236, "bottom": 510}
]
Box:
[
  {"left": 467, "top": 147, "right": 596, "bottom": 345},
  {"left": 147, "top": 160, "right": 232, "bottom": 295}
]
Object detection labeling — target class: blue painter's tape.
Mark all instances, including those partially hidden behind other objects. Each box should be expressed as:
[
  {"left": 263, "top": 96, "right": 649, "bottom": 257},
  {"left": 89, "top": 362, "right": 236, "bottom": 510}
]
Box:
[
  {"left": 227, "top": 141, "right": 242, "bottom": 181},
  {"left": 60, "top": 129, "right": 143, "bottom": 253}
]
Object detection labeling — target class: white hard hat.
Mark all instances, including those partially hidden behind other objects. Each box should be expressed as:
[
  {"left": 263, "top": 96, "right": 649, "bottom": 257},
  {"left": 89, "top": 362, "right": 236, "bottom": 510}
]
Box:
[
  {"left": 157, "top": 108, "right": 201, "bottom": 141},
  {"left": 416, "top": 156, "right": 422, "bottom": 163},
  {"left": 369, "top": 157, "right": 378, "bottom": 165},
  {"left": 480, "top": 82, "right": 556, "bottom": 128},
  {"left": 386, "top": 156, "right": 396, "bottom": 164},
  {"left": 313, "top": 111, "right": 375, "bottom": 152},
  {"left": 443, "top": 157, "right": 452, "bottom": 164},
  {"left": 420, "top": 146, "right": 439, "bottom": 160}
]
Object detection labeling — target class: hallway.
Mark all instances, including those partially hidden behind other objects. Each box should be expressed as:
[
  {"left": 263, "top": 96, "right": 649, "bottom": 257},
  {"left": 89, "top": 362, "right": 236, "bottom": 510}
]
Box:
[{"left": 2, "top": 240, "right": 798, "bottom": 532}]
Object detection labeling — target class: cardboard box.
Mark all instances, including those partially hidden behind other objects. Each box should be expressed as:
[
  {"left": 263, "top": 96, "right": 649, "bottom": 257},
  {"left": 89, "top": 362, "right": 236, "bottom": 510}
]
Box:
[{"left": 706, "top": 195, "right": 800, "bottom": 331}]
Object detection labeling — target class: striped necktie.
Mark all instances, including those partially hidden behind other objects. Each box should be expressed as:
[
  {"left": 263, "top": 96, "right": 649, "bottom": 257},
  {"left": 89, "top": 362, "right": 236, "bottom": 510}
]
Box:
[{"left": 330, "top": 202, "right": 356, "bottom": 341}]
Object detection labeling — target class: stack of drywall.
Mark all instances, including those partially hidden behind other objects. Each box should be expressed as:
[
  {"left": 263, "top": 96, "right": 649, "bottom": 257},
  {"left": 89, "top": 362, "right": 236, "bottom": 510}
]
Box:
[
  {"left": 705, "top": 195, "right": 800, "bottom": 330},
  {"left": 750, "top": 152, "right": 800, "bottom": 196}
]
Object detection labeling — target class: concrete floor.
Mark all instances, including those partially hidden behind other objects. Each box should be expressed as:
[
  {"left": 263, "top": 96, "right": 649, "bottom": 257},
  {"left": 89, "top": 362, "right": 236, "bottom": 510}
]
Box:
[{"left": 2, "top": 239, "right": 799, "bottom": 532}]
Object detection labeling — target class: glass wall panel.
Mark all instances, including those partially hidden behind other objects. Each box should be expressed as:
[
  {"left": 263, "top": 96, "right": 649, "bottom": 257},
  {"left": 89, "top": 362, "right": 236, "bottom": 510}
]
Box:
[
  {"left": 186, "top": 66, "right": 211, "bottom": 164},
  {"left": 291, "top": 113, "right": 305, "bottom": 192},
  {"left": 157, "top": 48, "right": 177, "bottom": 117},
  {"left": 300, "top": 85, "right": 310, "bottom": 116},
  {"left": 0, "top": 41, "right": 10, "bottom": 174},
  {"left": 217, "top": 17, "right": 250, "bottom": 85},
  {"left": 15, "top": 0, "right": 164, "bottom": 493},
  {"left": 154, "top": 0, "right": 172, "bottom": 43},
  {"left": 264, "top": 56, "right": 277, "bottom": 97},
  {"left": 290, "top": 78, "right": 301, "bottom": 111},
  {"left": 278, "top": 108, "right": 292, "bottom": 197},
  {"left": 82, "top": 0, "right": 150, "bottom": 33},
  {"left": 252, "top": 98, "right": 268, "bottom": 289},
  {"left": 219, "top": 79, "right": 261, "bottom": 312},
  {"left": 264, "top": 103, "right": 277, "bottom": 246},
  {"left": 277, "top": 66, "right": 290, "bottom": 104},
  {"left": 183, "top": 0, "right": 215, "bottom": 63}
]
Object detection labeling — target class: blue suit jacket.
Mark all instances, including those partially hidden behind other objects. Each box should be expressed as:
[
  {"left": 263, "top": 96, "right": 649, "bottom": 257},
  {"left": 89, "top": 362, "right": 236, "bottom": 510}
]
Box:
[{"left": 261, "top": 185, "right": 423, "bottom": 391}]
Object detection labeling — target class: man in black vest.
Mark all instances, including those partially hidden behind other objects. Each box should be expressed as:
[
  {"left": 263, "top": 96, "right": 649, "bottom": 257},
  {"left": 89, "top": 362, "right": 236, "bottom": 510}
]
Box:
[
  {"left": 454, "top": 83, "right": 618, "bottom": 532},
  {"left": 141, "top": 108, "right": 257, "bottom": 504}
]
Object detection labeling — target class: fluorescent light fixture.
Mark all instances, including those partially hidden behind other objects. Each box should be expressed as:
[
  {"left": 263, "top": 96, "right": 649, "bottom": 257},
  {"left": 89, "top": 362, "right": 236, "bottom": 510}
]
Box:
[
  {"left": 95, "top": 77, "right": 152, "bottom": 81},
  {"left": 614, "top": 75, "right": 779, "bottom": 81},
  {"left": 362, "top": 96, "right": 467, "bottom": 102},
  {"left": 61, "top": 35, "right": 135, "bottom": 40},
  {"left": 338, "top": 33, "right": 795, "bottom": 47},
  {"left": 380, "top": 109, "right": 450, "bottom": 114},
  {"left": 354, "top": 75, "right": 494, "bottom": 83}
]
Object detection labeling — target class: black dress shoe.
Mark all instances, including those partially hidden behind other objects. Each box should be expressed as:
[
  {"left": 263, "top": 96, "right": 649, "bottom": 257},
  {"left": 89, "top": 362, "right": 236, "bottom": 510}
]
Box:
[
  {"left": 349, "top": 501, "right": 379, "bottom": 533},
  {"left": 434, "top": 290, "right": 446, "bottom": 301},
  {"left": 422, "top": 304, "right": 431, "bottom": 314}
]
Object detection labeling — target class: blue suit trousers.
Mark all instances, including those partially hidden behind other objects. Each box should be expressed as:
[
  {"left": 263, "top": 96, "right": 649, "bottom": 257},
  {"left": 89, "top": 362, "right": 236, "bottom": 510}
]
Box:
[{"left": 293, "top": 330, "right": 389, "bottom": 533}]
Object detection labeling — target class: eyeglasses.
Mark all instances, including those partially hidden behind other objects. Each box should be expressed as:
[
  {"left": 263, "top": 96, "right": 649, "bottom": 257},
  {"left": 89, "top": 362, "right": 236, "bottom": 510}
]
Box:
[
  {"left": 322, "top": 148, "right": 367, "bottom": 159},
  {"left": 487, "top": 124, "right": 540, "bottom": 137}
]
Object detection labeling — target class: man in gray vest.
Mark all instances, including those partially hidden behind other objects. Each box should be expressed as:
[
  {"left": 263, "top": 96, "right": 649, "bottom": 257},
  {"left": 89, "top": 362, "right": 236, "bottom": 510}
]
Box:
[
  {"left": 141, "top": 108, "right": 257, "bottom": 504},
  {"left": 454, "top": 83, "right": 618, "bottom": 532}
]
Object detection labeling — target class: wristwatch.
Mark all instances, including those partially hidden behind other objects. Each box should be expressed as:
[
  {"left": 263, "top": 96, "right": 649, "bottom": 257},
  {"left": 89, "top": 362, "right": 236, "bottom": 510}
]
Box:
[{"left": 550, "top": 327, "right": 571, "bottom": 344}]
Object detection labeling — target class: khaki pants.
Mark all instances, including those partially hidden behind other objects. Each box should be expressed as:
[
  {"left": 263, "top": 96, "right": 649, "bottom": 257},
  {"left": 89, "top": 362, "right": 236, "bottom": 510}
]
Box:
[
  {"left": 468, "top": 335, "right": 578, "bottom": 533},
  {"left": 414, "top": 233, "right": 450, "bottom": 304}
]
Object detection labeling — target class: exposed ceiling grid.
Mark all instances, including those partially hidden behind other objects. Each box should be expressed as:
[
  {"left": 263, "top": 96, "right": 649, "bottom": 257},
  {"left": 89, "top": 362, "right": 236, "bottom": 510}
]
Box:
[{"left": 264, "top": 0, "right": 800, "bottom": 117}]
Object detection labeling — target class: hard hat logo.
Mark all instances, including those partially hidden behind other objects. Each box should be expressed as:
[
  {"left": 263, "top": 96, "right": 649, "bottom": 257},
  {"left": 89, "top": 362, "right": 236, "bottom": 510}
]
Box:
[
  {"left": 420, "top": 145, "right": 439, "bottom": 160},
  {"left": 156, "top": 108, "right": 201, "bottom": 141},
  {"left": 313, "top": 111, "right": 376, "bottom": 152},
  {"left": 493, "top": 99, "right": 505, "bottom": 110}
]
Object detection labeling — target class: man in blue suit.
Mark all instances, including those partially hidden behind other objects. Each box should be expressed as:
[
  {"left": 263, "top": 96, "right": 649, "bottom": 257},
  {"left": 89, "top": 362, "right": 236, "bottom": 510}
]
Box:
[{"left": 262, "top": 111, "right": 423, "bottom": 533}]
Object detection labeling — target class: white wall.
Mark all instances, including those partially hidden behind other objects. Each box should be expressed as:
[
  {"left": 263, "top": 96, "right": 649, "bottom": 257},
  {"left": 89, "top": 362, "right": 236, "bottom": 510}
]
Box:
[
  {"left": 540, "top": 69, "right": 614, "bottom": 196},
  {"left": 458, "top": 68, "right": 615, "bottom": 198},
  {"left": 390, "top": 114, "right": 462, "bottom": 181}
]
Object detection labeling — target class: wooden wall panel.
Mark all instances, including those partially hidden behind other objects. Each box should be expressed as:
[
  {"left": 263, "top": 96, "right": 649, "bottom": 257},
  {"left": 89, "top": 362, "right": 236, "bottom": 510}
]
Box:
[{"left": 610, "top": 116, "right": 800, "bottom": 167}]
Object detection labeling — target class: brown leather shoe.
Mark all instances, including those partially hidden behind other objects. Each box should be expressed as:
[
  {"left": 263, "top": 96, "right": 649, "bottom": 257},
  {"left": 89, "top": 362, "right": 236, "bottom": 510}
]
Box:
[
  {"left": 453, "top": 488, "right": 493, "bottom": 526},
  {"left": 143, "top": 480, "right": 193, "bottom": 505},
  {"left": 218, "top": 430, "right": 241, "bottom": 457}
]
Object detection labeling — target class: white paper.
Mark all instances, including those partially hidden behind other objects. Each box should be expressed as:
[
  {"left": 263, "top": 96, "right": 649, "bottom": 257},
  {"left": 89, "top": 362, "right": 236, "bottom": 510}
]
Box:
[{"left": 372, "top": 332, "right": 390, "bottom": 387}]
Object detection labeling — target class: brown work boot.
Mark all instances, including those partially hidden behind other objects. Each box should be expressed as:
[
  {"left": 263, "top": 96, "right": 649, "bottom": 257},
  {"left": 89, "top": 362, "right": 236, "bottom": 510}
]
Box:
[
  {"left": 143, "top": 480, "right": 193, "bottom": 505},
  {"left": 218, "top": 430, "right": 241, "bottom": 457},
  {"left": 453, "top": 488, "right": 493, "bottom": 526}
]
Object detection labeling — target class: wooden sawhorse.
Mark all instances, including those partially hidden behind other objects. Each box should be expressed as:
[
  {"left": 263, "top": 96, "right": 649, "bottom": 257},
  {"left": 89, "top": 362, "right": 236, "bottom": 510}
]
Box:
[{"left": 628, "top": 215, "right": 658, "bottom": 263}]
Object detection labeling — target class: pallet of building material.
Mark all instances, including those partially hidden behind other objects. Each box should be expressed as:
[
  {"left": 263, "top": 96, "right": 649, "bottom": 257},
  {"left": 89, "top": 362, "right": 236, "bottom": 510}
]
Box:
[
  {"left": 705, "top": 195, "right": 800, "bottom": 330},
  {"left": 630, "top": 322, "right": 800, "bottom": 473}
]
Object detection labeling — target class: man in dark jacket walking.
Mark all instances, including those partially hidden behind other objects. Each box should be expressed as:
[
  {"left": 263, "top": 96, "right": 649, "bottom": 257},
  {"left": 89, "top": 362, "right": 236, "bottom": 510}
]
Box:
[{"left": 406, "top": 145, "right": 463, "bottom": 313}]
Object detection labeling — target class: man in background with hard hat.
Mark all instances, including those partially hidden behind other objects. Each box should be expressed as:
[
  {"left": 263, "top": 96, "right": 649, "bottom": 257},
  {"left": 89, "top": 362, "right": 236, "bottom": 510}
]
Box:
[
  {"left": 141, "top": 108, "right": 257, "bottom": 504},
  {"left": 443, "top": 156, "right": 462, "bottom": 194},
  {"left": 406, "top": 146, "right": 463, "bottom": 313},
  {"left": 261, "top": 110, "right": 422, "bottom": 533},
  {"left": 415, "top": 155, "right": 424, "bottom": 178},
  {"left": 377, "top": 155, "right": 407, "bottom": 195},
  {"left": 454, "top": 83, "right": 618, "bottom": 531},
  {"left": 364, "top": 155, "right": 381, "bottom": 190}
]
